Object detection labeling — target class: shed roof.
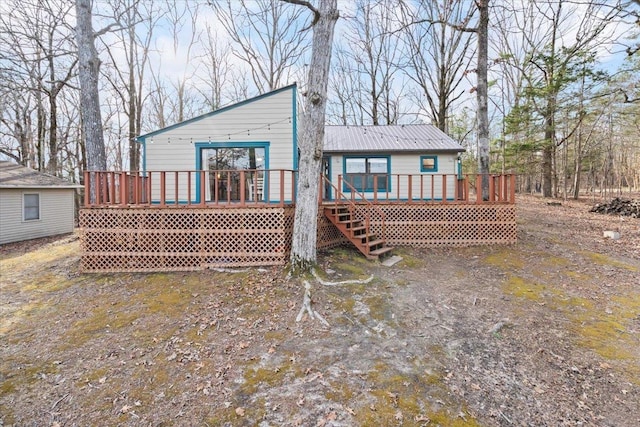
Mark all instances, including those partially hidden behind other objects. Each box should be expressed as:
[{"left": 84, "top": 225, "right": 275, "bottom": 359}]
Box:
[
  {"left": 323, "top": 125, "right": 464, "bottom": 153},
  {"left": 0, "top": 161, "right": 81, "bottom": 189}
]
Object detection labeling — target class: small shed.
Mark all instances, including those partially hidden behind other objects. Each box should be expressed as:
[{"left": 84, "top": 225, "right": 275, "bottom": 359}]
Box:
[{"left": 0, "top": 161, "right": 81, "bottom": 245}]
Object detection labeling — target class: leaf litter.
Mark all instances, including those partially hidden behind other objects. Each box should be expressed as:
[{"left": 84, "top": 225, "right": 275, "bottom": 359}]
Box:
[{"left": 0, "top": 194, "right": 639, "bottom": 426}]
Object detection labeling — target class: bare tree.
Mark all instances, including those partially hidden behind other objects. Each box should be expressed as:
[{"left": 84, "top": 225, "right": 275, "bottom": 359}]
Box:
[
  {"left": 0, "top": 0, "right": 77, "bottom": 174},
  {"left": 76, "top": 0, "right": 107, "bottom": 173},
  {"left": 212, "top": 0, "right": 310, "bottom": 94},
  {"left": 400, "top": 0, "right": 475, "bottom": 132},
  {"left": 195, "top": 24, "right": 233, "bottom": 110},
  {"left": 283, "top": 0, "right": 339, "bottom": 273},
  {"left": 335, "top": 0, "right": 403, "bottom": 125},
  {"left": 101, "top": 0, "right": 160, "bottom": 171}
]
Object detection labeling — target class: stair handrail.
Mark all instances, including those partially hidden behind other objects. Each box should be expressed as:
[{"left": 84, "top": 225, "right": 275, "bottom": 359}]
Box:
[{"left": 321, "top": 175, "right": 387, "bottom": 253}]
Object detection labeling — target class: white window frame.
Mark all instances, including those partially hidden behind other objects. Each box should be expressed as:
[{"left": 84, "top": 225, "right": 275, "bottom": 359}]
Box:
[{"left": 23, "top": 192, "right": 41, "bottom": 221}]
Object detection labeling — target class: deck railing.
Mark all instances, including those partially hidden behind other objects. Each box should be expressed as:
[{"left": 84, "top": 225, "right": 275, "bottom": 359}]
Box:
[
  {"left": 330, "top": 173, "right": 516, "bottom": 204},
  {"left": 82, "top": 170, "right": 516, "bottom": 208},
  {"left": 83, "top": 169, "right": 297, "bottom": 208}
]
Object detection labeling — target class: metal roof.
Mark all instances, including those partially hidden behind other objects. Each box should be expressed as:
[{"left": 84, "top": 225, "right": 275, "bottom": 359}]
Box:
[
  {"left": 0, "top": 161, "right": 81, "bottom": 188},
  {"left": 323, "top": 125, "right": 464, "bottom": 153}
]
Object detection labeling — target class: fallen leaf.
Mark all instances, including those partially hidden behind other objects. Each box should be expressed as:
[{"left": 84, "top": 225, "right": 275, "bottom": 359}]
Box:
[
  {"left": 345, "top": 406, "right": 356, "bottom": 416},
  {"left": 235, "top": 407, "right": 245, "bottom": 417},
  {"left": 326, "top": 411, "right": 337, "bottom": 421},
  {"left": 120, "top": 405, "right": 132, "bottom": 413},
  {"left": 99, "top": 377, "right": 106, "bottom": 384},
  {"left": 395, "top": 410, "right": 403, "bottom": 421}
]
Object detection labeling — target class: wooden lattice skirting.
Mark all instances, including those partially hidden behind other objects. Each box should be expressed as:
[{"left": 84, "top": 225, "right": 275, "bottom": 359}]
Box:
[{"left": 79, "top": 203, "right": 516, "bottom": 272}]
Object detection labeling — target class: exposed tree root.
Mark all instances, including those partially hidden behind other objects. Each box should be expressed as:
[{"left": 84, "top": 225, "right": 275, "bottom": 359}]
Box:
[
  {"left": 295, "top": 280, "right": 330, "bottom": 327},
  {"left": 311, "top": 268, "right": 374, "bottom": 286},
  {"left": 295, "top": 270, "right": 376, "bottom": 327}
]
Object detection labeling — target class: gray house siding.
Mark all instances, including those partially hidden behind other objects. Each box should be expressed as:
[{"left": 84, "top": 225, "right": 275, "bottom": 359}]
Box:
[{"left": 0, "top": 188, "right": 76, "bottom": 245}]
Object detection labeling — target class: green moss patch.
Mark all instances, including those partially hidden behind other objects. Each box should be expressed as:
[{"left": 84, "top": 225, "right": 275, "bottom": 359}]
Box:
[{"left": 579, "top": 250, "right": 638, "bottom": 272}]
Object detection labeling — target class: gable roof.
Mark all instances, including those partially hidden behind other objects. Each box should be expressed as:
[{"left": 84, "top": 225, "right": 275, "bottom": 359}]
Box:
[
  {"left": 323, "top": 125, "right": 464, "bottom": 153},
  {"left": 137, "top": 83, "right": 298, "bottom": 141},
  {"left": 0, "top": 161, "right": 81, "bottom": 189}
]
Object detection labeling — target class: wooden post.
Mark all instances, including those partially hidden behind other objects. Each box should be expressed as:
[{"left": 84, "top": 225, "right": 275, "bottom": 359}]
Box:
[
  {"left": 239, "top": 170, "right": 246, "bottom": 207},
  {"left": 119, "top": 173, "right": 127, "bottom": 206},
  {"left": 146, "top": 172, "right": 152, "bottom": 205},
  {"left": 174, "top": 171, "right": 179, "bottom": 206},
  {"left": 407, "top": 175, "right": 412, "bottom": 204},
  {"left": 510, "top": 174, "right": 516, "bottom": 203},
  {"left": 187, "top": 172, "right": 192, "bottom": 206},
  {"left": 280, "top": 169, "right": 286, "bottom": 207},
  {"left": 431, "top": 175, "right": 435, "bottom": 201},
  {"left": 83, "top": 171, "right": 90, "bottom": 207},
  {"left": 489, "top": 175, "right": 495, "bottom": 202},
  {"left": 199, "top": 171, "right": 206, "bottom": 206},
  {"left": 476, "top": 175, "right": 483, "bottom": 204},
  {"left": 160, "top": 171, "right": 166, "bottom": 207},
  {"left": 441, "top": 175, "right": 447, "bottom": 204}
]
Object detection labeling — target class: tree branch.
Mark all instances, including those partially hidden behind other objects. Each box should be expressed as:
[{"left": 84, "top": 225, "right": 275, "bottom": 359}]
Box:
[{"left": 281, "top": 0, "right": 320, "bottom": 31}]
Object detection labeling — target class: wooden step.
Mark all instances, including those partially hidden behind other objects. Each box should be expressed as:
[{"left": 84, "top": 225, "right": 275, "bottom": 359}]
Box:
[
  {"left": 323, "top": 204, "right": 392, "bottom": 261},
  {"left": 370, "top": 246, "right": 394, "bottom": 257},
  {"left": 367, "top": 238, "right": 385, "bottom": 248}
]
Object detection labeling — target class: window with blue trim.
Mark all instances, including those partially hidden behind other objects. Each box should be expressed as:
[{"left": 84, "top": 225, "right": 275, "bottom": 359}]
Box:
[
  {"left": 344, "top": 157, "right": 389, "bottom": 192},
  {"left": 420, "top": 155, "right": 438, "bottom": 172}
]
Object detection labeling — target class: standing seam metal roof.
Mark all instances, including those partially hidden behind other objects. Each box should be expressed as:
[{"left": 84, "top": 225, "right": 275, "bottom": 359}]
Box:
[{"left": 323, "top": 125, "right": 464, "bottom": 153}]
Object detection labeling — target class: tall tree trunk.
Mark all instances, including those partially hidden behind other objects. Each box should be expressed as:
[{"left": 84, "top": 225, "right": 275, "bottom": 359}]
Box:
[
  {"left": 542, "top": 101, "right": 555, "bottom": 197},
  {"left": 476, "top": 0, "right": 490, "bottom": 199},
  {"left": 290, "top": 0, "right": 339, "bottom": 274},
  {"left": 128, "top": 15, "right": 139, "bottom": 172},
  {"left": 76, "top": 0, "right": 107, "bottom": 175}
]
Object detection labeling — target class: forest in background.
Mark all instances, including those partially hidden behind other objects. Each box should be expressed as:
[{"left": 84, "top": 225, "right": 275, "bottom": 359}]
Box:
[{"left": 1, "top": 0, "right": 638, "bottom": 199}]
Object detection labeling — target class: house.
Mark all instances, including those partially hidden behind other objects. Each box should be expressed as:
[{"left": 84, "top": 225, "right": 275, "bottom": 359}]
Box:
[
  {"left": 0, "top": 161, "right": 81, "bottom": 245},
  {"left": 79, "top": 84, "right": 516, "bottom": 272}
]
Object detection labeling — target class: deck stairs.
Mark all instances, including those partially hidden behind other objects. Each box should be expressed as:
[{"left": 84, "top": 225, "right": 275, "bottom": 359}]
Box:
[{"left": 323, "top": 205, "right": 393, "bottom": 260}]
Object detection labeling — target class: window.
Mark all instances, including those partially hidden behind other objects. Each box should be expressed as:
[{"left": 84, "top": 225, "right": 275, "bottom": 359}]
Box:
[
  {"left": 344, "top": 156, "right": 389, "bottom": 192},
  {"left": 23, "top": 193, "right": 40, "bottom": 221},
  {"left": 420, "top": 155, "right": 438, "bottom": 172}
]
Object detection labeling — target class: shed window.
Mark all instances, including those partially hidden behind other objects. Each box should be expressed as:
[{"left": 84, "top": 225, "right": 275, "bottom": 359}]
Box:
[
  {"left": 420, "top": 155, "right": 438, "bottom": 172},
  {"left": 23, "top": 193, "right": 40, "bottom": 221},
  {"left": 344, "top": 157, "right": 389, "bottom": 192}
]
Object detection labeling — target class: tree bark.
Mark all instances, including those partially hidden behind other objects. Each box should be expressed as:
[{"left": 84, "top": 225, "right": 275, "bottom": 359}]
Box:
[
  {"left": 289, "top": 0, "right": 339, "bottom": 274},
  {"left": 476, "top": 0, "right": 490, "bottom": 199},
  {"left": 75, "top": 0, "right": 107, "bottom": 174}
]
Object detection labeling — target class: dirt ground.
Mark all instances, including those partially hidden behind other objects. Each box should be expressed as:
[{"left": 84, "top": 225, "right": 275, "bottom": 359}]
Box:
[{"left": 1, "top": 194, "right": 639, "bottom": 426}]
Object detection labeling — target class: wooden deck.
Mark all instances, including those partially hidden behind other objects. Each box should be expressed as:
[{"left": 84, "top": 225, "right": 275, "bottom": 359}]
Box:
[{"left": 79, "top": 171, "right": 517, "bottom": 272}]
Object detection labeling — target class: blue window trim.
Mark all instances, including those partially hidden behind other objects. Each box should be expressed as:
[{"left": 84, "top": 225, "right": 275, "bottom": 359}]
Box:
[
  {"left": 322, "top": 155, "right": 332, "bottom": 201},
  {"left": 342, "top": 155, "right": 391, "bottom": 193},
  {"left": 420, "top": 155, "right": 438, "bottom": 172},
  {"left": 194, "top": 141, "right": 270, "bottom": 204}
]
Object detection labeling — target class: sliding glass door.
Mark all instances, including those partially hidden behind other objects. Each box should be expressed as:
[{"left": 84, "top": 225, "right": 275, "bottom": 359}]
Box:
[{"left": 202, "top": 147, "right": 266, "bottom": 201}]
